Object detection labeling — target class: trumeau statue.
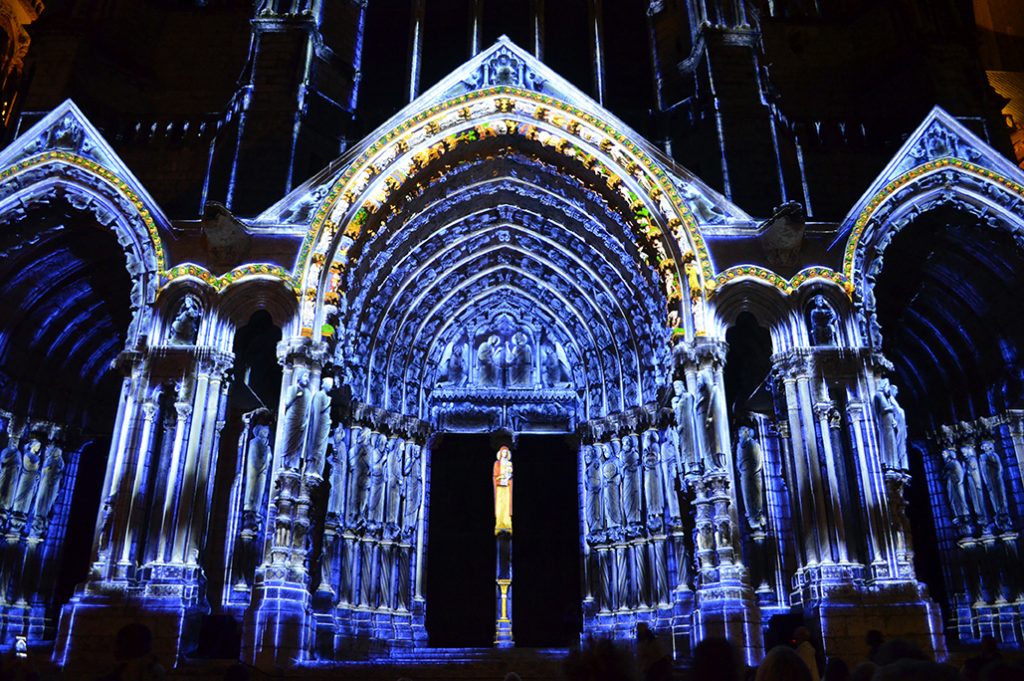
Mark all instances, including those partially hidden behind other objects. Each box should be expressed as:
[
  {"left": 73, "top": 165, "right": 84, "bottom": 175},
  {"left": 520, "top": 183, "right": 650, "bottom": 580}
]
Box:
[
  {"left": 979, "top": 440, "right": 1010, "bottom": 528},
  {"left": 477, "top": 335, "right": 503, "bottom": 387},
  {"left": 13, "top": 436, "right": 42, "bottom": 516},
  {"left": 307, "top": 377, "right": 334, "bottom": 477},
  {"left": 583, "top": 444, "right": 603, "bottom": 536},
  {"left": 735, "top": 426, "right": 766, "bottom": 531},
  {"left": 600, "top": 442, "right": 623, "bottom": 531},
  {"left": 243, "top": 423, "right": 273, "bottom": 515},
  {"left": 671, "top": 379, "right": 698, "bottom": 469},
  {"left": 507, "top": 331, "right": 533, "bottom": 387},
  {"left": 493, "top": 446, "right": 513, "bottom": 534},
  {"left": 282, "top": 370, "right": 312, "bottom": 469},
  {"left": 621, "top": 434, "right": 642, "bottom": 528},
  {"left": 168, "top": 294, "right": 202, "bottom": 346},
  {"left": 940, "top": 447, "right": 969, "bottom": 524},
  {"left": 327, "top": 426, "right": 349, "bottom": 518},
  {"left": 31, "top": 439, "right": 65, "bottom": 534},
  {"left": 808, "top": 295, "right": 838, "bottom": 346}
]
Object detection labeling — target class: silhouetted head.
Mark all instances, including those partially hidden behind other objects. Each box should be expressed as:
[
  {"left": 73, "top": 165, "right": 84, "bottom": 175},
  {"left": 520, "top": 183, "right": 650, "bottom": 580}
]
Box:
[
  {"left": 874, "top": 638, "right": 926, "bottom": 666},
  {"left": 755, "top": 646, "right": 812, "bottom": 681},
  {"left": 692, "top": 637, "right": 740, "bottom": 681},
  {"left": 865, "top": 629, "right": 884, "bottom": 651},
  {"left": 114, "top": 622, "right": 153, "bottom": 662}
]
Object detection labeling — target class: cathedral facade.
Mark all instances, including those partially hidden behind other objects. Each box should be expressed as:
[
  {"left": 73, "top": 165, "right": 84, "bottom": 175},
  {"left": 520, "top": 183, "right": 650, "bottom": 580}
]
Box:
[{"left": 0, "top": 0, "right": 1023, "bottom": 672}]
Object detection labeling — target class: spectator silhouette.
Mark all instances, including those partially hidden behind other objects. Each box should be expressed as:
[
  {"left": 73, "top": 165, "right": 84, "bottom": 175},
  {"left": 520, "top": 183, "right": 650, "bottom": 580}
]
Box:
[
  {"left": 865, "top": 630, "right": 884, "bottom": 664},
  {"left": 96, "top": 622, "right": 165, "bottom": 680},
  {"left": 872, "top": 638, "right": 957, "bottom": 681},
  {"left": 755, "top": 646, "right": 813, "bottom": 681},
  {"left": 563, "top": 637, "right": 637, "bottom": 681},
  {"left": 792, "top": 627, "right": 819, "bottom": 679},
  {"left": 963, "top": 635, "right": 1004, "bottom": 681},
  {"left": 823, "top": 657, "right": 849, "bottom": 681},
  {"left": 849, "top": 662, "right": 876, "bottom": 681},
  {"left": 692, "top": 637, "right": 741, "bottom": 681},
  {"left": 636, "top": 623, "right": 671, "bottom": 681}
]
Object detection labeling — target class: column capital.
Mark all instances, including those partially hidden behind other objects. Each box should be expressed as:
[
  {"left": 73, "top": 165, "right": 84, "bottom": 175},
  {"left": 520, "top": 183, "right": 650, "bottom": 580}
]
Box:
[
  {"left": 672, "top": 337, "right": 728, "bottom": 373},
  {"left": 277, "top": 336, "right": 329, "bottom": 368}
]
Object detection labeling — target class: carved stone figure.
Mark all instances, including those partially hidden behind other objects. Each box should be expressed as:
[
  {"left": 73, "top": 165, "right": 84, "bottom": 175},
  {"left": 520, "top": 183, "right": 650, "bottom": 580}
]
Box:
[
  {"left": 979, "top": 440, "right": 1010, "bottom": 528},
  {"left": 477, "top": 335, "right": 503, "bottom": 387},
  {"left": 671, "top": 380, "right": 698, "bottom": 469},
  {"left": 808, "top": 295, "right": 838, "bottom": 346},
  {"left": 642, "top": 438, "right": 665, "bottom": 532},
  {"left": 940, "top": 448, "right": 969, "bottom": 525},
  {"left": 243, "top": 423, "right": 273, "bottom": 515},
  {"left": 960, "top": 444, "right": 989, "bottom": 526},
  {"left": 873, "top": 378, "right": 907, "bottom": 470},
  {"left": 493, "top": 446, "right": 513, "bottom": 533},
  {"left": 600, "top": 443, "right": 623, "bottom": 530},
  {"left": 695, "top": 370, "right": 719, "bottom": 466},
  {"left": 583, "top": 444, "right": 603, "bottom": 536},
  {"left": 168, "top": 294, "right": 202, "bottom": 345},
  {"left": 621, "top": 435, "right": 642, "bottom": 528},
  {"left": 385, "top": 436, "right": 406, "bottom": 531},
  {"left": 440, "top": 341, "right": 467, "bottom": 386},
  {"left": 366, "top": 432, "right": 388, "bottom": 527},
  {"left": 306, "top": 377, "right": 334, "bottom": 477},
  {"left": 0, "top": 441, "right": 20, "bottom": 515},
  {"left": 542, "top": 343, "right": 571, "bottom": 387},
  {"left": 507, "top": 332, "right": 532, "bottom": 387},
  {"left": 402, "top": 443, "right": 423, "bottom": 537},
  {"left": 347, "top": 427, "right": 371, "bottom": 527},
  {"left": 735, "top": 427, "right": 766, "bottom": 531},
  {"left": 12, "top": 436, "right": 42, "bottom": 516},
  {"left": 327, "top": 426, "right": 349, "bottom": 517},
  {"left": 282, "top": 370, "right": 311, "bottom": 469},
  {"left": 31, "top": 439, "right": 65, "bottom": 534}
]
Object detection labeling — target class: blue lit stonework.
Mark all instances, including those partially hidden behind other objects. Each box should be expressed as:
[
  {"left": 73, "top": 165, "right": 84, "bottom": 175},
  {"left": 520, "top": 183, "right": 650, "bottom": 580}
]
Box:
[{"left": 0, "top": 7, "right": 1022, "bottom": 675}]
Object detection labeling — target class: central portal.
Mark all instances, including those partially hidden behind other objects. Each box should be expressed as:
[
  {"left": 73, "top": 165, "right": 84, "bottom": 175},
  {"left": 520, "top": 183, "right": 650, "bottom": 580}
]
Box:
[{"left": 425, "top": 434, "right": 581, "bottom": 648}]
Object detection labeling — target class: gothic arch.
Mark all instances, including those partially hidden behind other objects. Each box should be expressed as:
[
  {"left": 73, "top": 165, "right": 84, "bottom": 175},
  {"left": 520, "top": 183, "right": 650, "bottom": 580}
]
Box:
[{"left": 297, "top": 87, "right": 714, "bottom": 340}]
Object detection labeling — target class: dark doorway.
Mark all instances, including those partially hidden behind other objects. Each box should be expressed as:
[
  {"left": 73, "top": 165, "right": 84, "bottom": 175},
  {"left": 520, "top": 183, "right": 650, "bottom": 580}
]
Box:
[
  {"left": 426, "top": 434, "right": 497, "bottom": 647},
  {"left": 511, "top": 435, "right": 582, "bottom": 648}
]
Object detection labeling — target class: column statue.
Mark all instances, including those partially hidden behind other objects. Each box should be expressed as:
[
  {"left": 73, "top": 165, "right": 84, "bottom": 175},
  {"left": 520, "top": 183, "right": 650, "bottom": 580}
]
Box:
[
  {"left": 385, "top": 436, "right": 406, "bottom": 532},
  {"left": 642, "top": 437, "right": 665, "bottom": 533},
  {"left": 979, "top": 440, "right": 1010, "bottom": 529},
  {"left": 873, "top": 378, "right": 907, "bottom": 470},
  {"left": 695, "top": 369, "right": 720, "bottom": 467},
  {"left": 347, "top": 427, "right": 371, "bottom": 527},
  {"left": 735, "top": 426, "right": 766, "bottom": 531},
  {"left": 12, "top": 436, "right": 42, "bottom": 517},
  {"left": 282, "top": 370, "right": 311, "bottom": 469},
  {"left": 366, "top": 432, "right": 388, "bottom": 529},
  {"left": 583, "top": 444, "right": 603, "bottom": 537},
  {"left": 961, "top": 443, "right": 989, "bottom": 527},
  {"left": 0, "top": 440, "right": 21, "bottom": 517},
  {"left": 327, "top": 426, "right": 349, "bottom": 518},
  {"left": 671, "top": 380, "right": 698, "bottom": 470},
  {"left": 621, "top": 434, "right": 642, "bottom": 530},
  {"left": 306, "top": 376, "right": 334, "bottom": 477},
  {"left": 402, "top": 442, "right": 423, "bottom": 537},
  {"left": 940, "top": 448, "right": 969, "bottom": 526},
  {"left": 242, "top": 423, "right": 273, "bottom": 515},
  {"left": 600, "top": 442, "right": 623, "bottom": 531},
  {"left": 31, "top": 439, "right": 65, "bottom": 535},
  {"left": 493, "top": 446, "right": 513, "bottom": 534},
  {"left": 890, "top": 385, "right": 908, "bottom": 470}
]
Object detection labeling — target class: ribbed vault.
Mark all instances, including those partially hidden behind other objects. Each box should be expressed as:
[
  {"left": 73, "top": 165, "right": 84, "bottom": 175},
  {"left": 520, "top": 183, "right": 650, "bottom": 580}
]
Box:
[
  {"left": 874, "top": 206, "right": 1024, "bottom": 428},
  {"left": 337, "top": 145, "right": 670, "bottom": 427},
  {"left": 0, "top": 204, "right": 132, "bottom": 430}
]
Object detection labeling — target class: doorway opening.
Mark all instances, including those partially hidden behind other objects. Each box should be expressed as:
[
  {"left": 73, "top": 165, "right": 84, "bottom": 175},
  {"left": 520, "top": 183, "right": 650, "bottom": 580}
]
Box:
[
  {"left": 511, "top": 434, "right": 582, "bottom": 648},
  {"left": 425, "top": 434, "right": 497, "bottom": 647}
]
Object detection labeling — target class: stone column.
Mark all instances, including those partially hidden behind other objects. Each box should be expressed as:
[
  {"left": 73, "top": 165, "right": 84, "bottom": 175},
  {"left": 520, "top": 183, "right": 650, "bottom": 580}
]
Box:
[{"left": 241, "top": 337, "right": 326, "bottom": 669}]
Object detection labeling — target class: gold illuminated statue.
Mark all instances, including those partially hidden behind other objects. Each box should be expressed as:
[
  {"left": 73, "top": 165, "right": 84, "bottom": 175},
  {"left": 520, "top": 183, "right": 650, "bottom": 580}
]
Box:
[{"left": 493, "top": 446, "right": 513, "bottom": 534}]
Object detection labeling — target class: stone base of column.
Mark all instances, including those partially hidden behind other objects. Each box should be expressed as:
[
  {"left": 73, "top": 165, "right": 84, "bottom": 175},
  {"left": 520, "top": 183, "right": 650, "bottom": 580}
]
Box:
[
  {"left": 241, "top": 580, "right": 312, "bottom": 669},
  {"left": 53, "top": 593, "right": 204, "bottom": 673},
  {"left": 692, "top": 581, "right": 764, "bottom": 667},
  {"left": 806, "top": 581, "right": 946, "bottom": 665}
]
